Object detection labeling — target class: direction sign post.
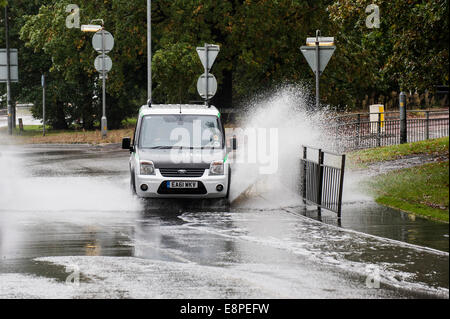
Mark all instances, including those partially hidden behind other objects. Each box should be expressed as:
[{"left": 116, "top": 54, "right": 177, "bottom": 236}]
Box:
[
  {"left": 80, "top": 20, "right": 113, "bottom": 138},
  {"left": 196, "top": 43, "right": 220, "bottom": 106},
  {"left": 205, "top": 43, "right": 209, "bottom": 104},
  {"left": 315, "top": 33, "right": 320, "bottom": 109},
  {"left": 101, "top": 30, "right": 106, "bottom": 137},
  {"left": 91, "top": 28, "right": 114, "bottom": 138},
  {"left": 300, "top": 30, "right": 335, "bottom": 109}
]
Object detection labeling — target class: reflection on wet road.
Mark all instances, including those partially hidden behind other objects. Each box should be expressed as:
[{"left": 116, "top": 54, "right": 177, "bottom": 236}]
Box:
[{"left": 0, "top": 145, "right": 448, "bottom": 298}]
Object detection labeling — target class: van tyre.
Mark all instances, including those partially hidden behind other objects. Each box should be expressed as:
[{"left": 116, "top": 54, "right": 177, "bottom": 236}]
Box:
[
  {"left": 130, "top": 171, "right": 137, "bottom": 195},
  {"left": 225, "top": 166, "right": 231, "bottom": 199}
]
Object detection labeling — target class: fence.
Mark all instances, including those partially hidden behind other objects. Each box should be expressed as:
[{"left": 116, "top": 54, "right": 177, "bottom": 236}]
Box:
[
  {"left": 300, "top": 146, "right": 346, "bottom": 218},
  {"left": 331, "top": 109, "right": 449, "bottom": 151}
]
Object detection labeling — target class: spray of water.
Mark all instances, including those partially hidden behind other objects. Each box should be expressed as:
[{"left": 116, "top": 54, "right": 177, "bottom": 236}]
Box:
[
  {"left": 228, "top": 84, "right": 336, "bottom": 205},
  {"left": 0, "top": 86, "right": 359, "bottom": 212},
  {"left": 0, "top": 147, "right": 140, "bottom": 213}
]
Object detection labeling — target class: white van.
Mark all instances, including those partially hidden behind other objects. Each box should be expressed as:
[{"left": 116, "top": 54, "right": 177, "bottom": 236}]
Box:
[{"left": 122, "top": 104, "right": 235, "bottom": 199}]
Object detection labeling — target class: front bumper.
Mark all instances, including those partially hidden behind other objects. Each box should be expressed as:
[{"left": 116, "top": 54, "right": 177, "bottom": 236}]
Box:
[{"left": 135, "top": 169, "right": 228, "bottom": 198}]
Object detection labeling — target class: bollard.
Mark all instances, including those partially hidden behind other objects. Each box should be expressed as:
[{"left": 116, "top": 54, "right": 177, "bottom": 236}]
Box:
[
  {"left": 12, "top": 104, "right": 16, "bottom": 128},
  {"left": 399, "top": 92, "right": 407, "bottom": 144},
  {"left": 18, "top": 118, "right": 23, "bottom": 133}
]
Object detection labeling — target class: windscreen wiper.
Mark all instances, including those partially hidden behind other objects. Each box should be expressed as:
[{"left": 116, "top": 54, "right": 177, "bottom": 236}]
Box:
[{"left": 149, "top": 145, "right": 192, "bottom": 149}]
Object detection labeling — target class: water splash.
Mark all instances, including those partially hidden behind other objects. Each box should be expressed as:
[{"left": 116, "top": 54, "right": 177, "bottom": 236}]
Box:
[
  {"left": 0, "top": 146, "right": 140, "bottom": 213},
  {"left": 228, "top": 85, "right": 336, "bottom": 205}
]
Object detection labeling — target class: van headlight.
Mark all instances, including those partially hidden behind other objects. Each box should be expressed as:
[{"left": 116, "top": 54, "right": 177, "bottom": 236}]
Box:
[
  {"left": 209, "top": 161, "right": 224, "bottom": 175},
  {"left": 140, "top": 161, "right": 155, "bottom": 175}
]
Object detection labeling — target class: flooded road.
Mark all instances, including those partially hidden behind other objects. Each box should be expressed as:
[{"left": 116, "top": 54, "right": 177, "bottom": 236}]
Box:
[{"left": 0, "top": 144, "right": 448, "bottom": 298}]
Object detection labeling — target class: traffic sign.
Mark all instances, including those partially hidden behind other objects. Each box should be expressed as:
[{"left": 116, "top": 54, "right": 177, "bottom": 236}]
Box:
[
  {"left": 300, "top": 45, "right": 335, "bottom": 74},
  {"left": 92, "top": 30, "right": 114, "bottom": 53},
  {"left": 301, "top": 30, "right": 336, "bottom": 109},
  {"left": 94, "top": 54, "right": 112, "bottom": 73},
  {"left": 196, "top": 44, "right": 220, "bottom": 71},
  {"left": 0, "top": 48, "right": 18, "bottom": 82},
  {"left": 306, "top": 37, "right": 334, "bottom": 46},
  {"left": 197, "top": 74, "right": 217, "bottom": 99}
]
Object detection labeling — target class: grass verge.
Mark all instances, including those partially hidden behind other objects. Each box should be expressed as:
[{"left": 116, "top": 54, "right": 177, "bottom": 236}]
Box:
[
  {"left": 348, "top": 137, "right": 449, "bottom": 168},
  {"left": 366, "top": 161, "right": 449, "bottom": 223}
]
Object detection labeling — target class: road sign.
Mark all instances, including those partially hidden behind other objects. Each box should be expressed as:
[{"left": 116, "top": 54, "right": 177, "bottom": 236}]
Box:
[
  {"left": 94, "top": 55, "right": 113, "bottom": 73},
  {"left": 306, "top": 37, "right": 334, "bottom": 46},
  {"left": 300, "top": 45, "right": 335, "bottom": 74},
  {"left": 92, "top": 30, "right": 114, "bottom": 53},
  {"left": 301, "top": 30, "right": 336, "bottom": 109},
  {"left": 90, "top": 29, "right": 114, "bottom": 139},
  {"left": 196, "top": 44, "right": 220, "bottom": 71},
  {"left": 0, "top": 48, "right": 18, "bottom": 82},
  {"left": 197, "top": 74, "right": 217, "bottom": 99}
]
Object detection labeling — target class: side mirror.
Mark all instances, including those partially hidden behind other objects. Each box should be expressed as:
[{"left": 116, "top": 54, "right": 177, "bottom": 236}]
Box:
[
  {"left": 231, "top": 136, "right": 237, "bottom": 150},
  {"left": 122, "top": 137, "right": 131, "bottom": 150}
]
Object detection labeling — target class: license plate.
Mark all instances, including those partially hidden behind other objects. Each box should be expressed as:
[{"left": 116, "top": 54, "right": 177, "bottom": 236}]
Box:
[{"left": 167, "top": 181, "right": 198, "bottom": 189}]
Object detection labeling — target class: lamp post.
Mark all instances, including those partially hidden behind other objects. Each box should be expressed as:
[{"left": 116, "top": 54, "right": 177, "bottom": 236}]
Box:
[
  {"left": 4, "top": 6, "right": 12, "bottom": 135},
  {"left": 41, "top": 74, "right": 45, "bottom": 136},
  {"left": 147, "top": 0, "right": 151, "bottom": 104},
  {"left": 81, "top": 20, "right": 108, "bottom": 138}
]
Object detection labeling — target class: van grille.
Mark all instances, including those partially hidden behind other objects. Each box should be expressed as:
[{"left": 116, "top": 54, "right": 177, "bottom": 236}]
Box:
[{"left": 159, "top": 168, "right": 205, "bottom": 177}]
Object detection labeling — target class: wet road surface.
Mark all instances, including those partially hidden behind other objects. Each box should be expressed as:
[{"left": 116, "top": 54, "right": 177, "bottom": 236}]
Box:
[{"left": 0, "top": 144, "right": 448, "bottom": 298}]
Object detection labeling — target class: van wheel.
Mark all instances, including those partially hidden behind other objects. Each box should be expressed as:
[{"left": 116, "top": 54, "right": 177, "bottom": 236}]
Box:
[
  {"left": 130, "top": 172, "right": 137, "bottom": 195},
  {"left": 225, "top": 166, "right": 231, "bottom": 199}
]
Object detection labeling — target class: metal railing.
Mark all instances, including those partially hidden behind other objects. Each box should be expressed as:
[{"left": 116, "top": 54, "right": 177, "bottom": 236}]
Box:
[
  {"left": 300, "top": 146, "right": 346, "bottom": 218},
  {"left": 331, "top": 109, "right": 449, "bottom": 151}
]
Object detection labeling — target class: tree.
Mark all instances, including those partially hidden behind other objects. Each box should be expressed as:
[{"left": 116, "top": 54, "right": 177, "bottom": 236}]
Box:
[
  {"left": 152, "top": 42, "right": 202, "bottom": 103},
  {"left": 6, "top": 0, "right": 447, "bottom": 126},
  {"left": 19, "top": 0, "right": 149, "bottom": 129},
  {"left": 230, "top": 0, "right": 333, "bottom": 103},
  {"left": 151, "top": 0, "right": 236, "bottom": 107},
  {"left": 328, "top": 0, "right": 449, "bottom": 108}
]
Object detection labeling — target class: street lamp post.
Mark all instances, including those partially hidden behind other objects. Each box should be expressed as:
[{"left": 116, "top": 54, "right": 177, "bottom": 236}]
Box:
[
  {"left": 4, "top": 6, "right": 12, "bottom": 135},
  {"left": 81, "top": 20, "right": 111, "bottom": 138},
  {"left": 42, "top": 74, "right": 45, "bottom": 136},
  {"left": 147, "top": 0, "right": 151, "bottom": 104}
]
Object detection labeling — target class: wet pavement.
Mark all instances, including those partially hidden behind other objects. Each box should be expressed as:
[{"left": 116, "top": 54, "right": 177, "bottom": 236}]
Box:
[{"left": 0, "top": 144, "right": 448, "bottom": 298}]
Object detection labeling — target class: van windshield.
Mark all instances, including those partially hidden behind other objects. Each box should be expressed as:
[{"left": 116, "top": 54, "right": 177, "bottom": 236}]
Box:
[{"left": 139, "top": 114, "right": 223, "bottom": 149}]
